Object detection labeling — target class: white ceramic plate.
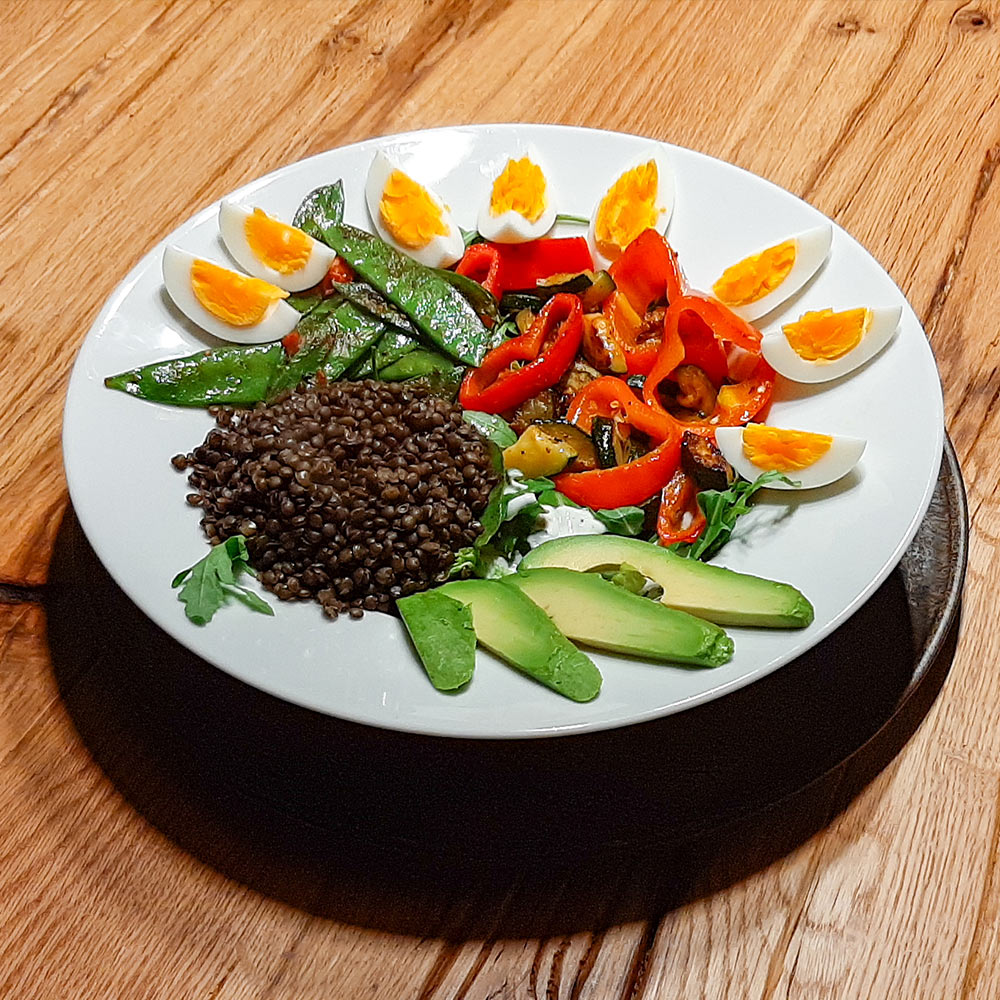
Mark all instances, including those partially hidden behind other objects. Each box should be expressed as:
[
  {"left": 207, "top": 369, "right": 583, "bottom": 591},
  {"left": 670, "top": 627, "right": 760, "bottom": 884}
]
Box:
[{"left": 63, "top": 124, "right": 944, "bottom": 739}]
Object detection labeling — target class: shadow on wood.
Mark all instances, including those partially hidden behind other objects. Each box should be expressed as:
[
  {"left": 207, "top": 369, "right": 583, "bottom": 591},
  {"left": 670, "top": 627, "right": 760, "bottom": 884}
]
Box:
[{"left": 42, "top": 445, "right": 965, "bottom": 939}]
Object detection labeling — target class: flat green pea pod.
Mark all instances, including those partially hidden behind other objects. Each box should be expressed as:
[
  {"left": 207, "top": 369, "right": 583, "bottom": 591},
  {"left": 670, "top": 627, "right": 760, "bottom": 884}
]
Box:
[
  {"left": 292, "top": 180, "right": 345, "bottom": 243},
  {"left": 297, "top": 295, "right": 391, "bottom": 381},
  {"left": 379, "top": 348, "right": 459, "bottom": 382},
  {"left": 325, "top": 224, "right": 495, "bottom": 366},
  {"left": 104, "top": 343, "right": 284, "bottom": 406}
]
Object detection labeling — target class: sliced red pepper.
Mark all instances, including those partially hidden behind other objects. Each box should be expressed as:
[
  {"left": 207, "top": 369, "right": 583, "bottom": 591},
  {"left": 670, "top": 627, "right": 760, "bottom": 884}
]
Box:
[
  {"left": 608, "top": 228, "right": 686, "bottom": 313},
  {"left": 281, "top": 330, "right": 302, "bottom": 357},
  {"left": 319, "top": 256, "right": 355, "bottom": 295},
  {"left": 656, "top": 468, "right": 706, "bottom": 545},
  {"left": 554, "top": 376, "right": 681, "bottom": 509},
  {"left": 458, "top": 293, "right": 582, "bottom": 413},
  {"left": 488, "top": 237, "right": 594, "bottom": 292},
  {"left": 677, "top": 310, "right": 728, "bottom": 387},
  {"left": 455, "top": 243, "right": 502, "bottom": 299},
  {"left": 644, "top": 294, "right": 768, "bottom": 421},
  {"left": 597, "top": 229, "right": 688, "bottom": 375}
]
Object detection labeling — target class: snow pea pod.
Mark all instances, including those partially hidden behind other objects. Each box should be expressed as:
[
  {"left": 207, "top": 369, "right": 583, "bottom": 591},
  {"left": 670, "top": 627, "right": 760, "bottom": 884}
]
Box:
[
  {"left": 297, "top": 294, "right": 391, "bottom": 381},
  {"left": 104, "top": 343, "right": 284, "bottom": 406},
  {"left": 324, "top": 224, "right": 494, "bottom": 366},
  {"left": 292, "top": 180, "right": 344, "bottom": 243}
]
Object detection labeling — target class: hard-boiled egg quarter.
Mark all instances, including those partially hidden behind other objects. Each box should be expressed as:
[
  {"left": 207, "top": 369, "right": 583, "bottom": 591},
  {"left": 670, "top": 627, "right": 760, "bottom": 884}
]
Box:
[
  {"left": 162, "top": 246, "right": 300, "bottom": 345},
  {"left": 588, "top": 146, "right": 674, "bottom": 269},
  {"left": 715, "top": 423, "right": 866, "bottom": 490},
  {"left": 761, "top": 305, "right": 901, "bottom": 384},
  {"left": 364, "top": 151, "right": 465, "bottom": 268},
  {"left": 218, "top": 202, "right": 337, "bottom": 292},
  {"left": 711, "top": 226, "right": 832, "bottom": 323},
  {"left": 477, "top": 152, "right": 556, "bottom": 244}
]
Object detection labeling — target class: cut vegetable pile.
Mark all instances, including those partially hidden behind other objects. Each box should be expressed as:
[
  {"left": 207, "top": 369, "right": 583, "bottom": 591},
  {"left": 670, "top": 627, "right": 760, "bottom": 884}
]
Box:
[{"left": 104, "top": 138, "right": 907, "bottom": 702}]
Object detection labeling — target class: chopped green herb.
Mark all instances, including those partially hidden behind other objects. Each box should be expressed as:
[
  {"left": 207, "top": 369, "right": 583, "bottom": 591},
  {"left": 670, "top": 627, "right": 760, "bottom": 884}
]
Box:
[{"left": 554, "top": 213, "right": 589, "bottom": 225}]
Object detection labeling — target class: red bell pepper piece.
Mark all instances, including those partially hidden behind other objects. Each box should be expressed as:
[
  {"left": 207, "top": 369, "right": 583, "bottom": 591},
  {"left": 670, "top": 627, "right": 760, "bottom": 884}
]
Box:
[
  {"left": 458, "top": 293, "right": 583, "bottom": 413},
  {"left": 319, "top": 256, "right": 355, "bottom": 295},
  {"left": 656, "top": 468, "right": 707, "bottom": 545},
  {"left": 677, "top": 310, "right": 728, "bottom": 387},
  {"left": 644, "top": 294, "right": 769, "bottom": 427},
  {"left": 455, "top": 243, "right": 502, "bottom": 299},
  {"left": 599, "top": 229, "right": 688, "bottom": 375},
  {"left": 488, "top": 237, "right": 594, "bottom": 291},
  {"left": 554, "top": 377, "right": 682, "bottom": 509}
]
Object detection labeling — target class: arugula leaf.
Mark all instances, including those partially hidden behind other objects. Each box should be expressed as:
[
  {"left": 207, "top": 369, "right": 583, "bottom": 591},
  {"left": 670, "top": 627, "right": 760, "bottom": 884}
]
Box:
[
  {"left": 554, "top": 213, "right": 589, "bottom": 225},
  {"left": 591, "top": 505, "right": 646, "bottom": 536},
  {"left": 172, "top": 536, "right": 274, "bottom": 625},
  {"left": 460, "top": 227, "right": 485, "bottom": 247},
  {"left": 292, "top": 180, "right": 345, "bottom": 244},
  {"left": 463, "top": 411, "right": 517, "bottom": 448},
  {"left": 672, "top": 470, "right": 795, "bottom": 562}
]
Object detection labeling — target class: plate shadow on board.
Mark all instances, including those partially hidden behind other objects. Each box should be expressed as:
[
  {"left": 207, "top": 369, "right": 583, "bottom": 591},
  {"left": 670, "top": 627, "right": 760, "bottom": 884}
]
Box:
[{"left": 44, "top": 442, "right": 966, "bottom": 940}]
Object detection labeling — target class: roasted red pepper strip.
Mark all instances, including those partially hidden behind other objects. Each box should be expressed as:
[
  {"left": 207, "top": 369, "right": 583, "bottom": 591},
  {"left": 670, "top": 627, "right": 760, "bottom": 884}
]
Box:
[
  {"left": 677, "top": 310, "right": 728, "bottom": 387},
  {"left": 608, "top": 228, "right": 686, "bottom": 312},
  {"left": 644, "top": 294, "right": 768, "bottom": 420},
  {"left": 656, "top": 468, "right": 707, "bottom": 545},
  {"left": 554, "top": 376, "right": 682, "bottom": 508},
  {"left": 455, "top": 243, "right": 502, "bottom": 299},
  {"left": 488, "top": 237, "right": 594, "bottom": 292},
  {"left": 599, "top": 229, "right": 688, "bottom": 375},
  {"left": 458, "top": 293, "right": 582, "bottom": 413},
  {"left": 319, "top": 256, "right": 355, "bottom": 295}
]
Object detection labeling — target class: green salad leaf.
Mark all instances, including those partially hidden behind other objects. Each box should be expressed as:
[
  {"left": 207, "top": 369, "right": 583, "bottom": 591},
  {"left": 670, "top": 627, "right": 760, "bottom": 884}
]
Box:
[
  {"left": 172, "top": 536, "right": 274, "bottom": 625},
  {"left": 462, "top": 411, "right": 518, "bottom": 449}
]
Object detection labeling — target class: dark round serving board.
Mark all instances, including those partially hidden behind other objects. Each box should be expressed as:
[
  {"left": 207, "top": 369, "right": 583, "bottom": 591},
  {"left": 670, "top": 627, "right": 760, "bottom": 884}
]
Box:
[{"left": 45, "top": 437, "right": 967, "bottom": 936}]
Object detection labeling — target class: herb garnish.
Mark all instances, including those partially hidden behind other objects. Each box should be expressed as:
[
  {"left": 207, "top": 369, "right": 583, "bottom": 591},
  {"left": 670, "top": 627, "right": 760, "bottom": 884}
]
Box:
[{"left": 172, "top": 536, "right": 274, "bottom": 625}]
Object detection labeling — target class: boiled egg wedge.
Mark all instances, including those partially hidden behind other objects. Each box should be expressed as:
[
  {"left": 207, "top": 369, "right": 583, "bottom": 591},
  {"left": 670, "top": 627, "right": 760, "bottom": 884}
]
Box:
[
  {"left": 715, "top": 424, "right": 866, "bottom": 490},
  {"left": 162, "top": 246, "right": 299, "bottom": 344},
  {"left": 477, "top": 152, "right": 556, "bottom": 243},
  {"left": 588, "top": 147, "right": 674, "bottom": 269},
  {"left": 711, "top": 226, "right": 832, "bottom": 323},
  {"left": 761, "top": 305, "right": 901, "bottom": 384},
  {"left": 364, "top": 151, "right": 464, "bottom": 268},
  {"left": 218, "top": 202, "right": 337, "bottom": 292}
]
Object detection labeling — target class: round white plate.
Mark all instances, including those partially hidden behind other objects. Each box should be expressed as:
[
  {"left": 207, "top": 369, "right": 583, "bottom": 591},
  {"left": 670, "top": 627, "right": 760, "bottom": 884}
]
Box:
[{"left": 63, "top": 124, "right": 944, "bottom": 739}]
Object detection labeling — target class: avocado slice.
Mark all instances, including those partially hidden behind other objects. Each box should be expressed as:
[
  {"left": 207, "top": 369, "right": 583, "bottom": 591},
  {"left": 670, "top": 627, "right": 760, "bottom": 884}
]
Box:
[
  {"left": 503, "top": 568, "right": 733, "bottom": 668},
  {"left": 519, "top": 534, "right": 814, "bottom": 629},
  {"left": 436, "top": 579, "right": 602, "bottom": 702},
  {"left": 397, "top": 589, "right": 476, "bottom": 691}
]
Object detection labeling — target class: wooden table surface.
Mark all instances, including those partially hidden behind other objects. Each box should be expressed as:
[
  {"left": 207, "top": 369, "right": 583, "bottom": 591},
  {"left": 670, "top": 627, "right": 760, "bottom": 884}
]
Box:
[{"left": 2, "top": 1, "right": 998, "bottom": 996}]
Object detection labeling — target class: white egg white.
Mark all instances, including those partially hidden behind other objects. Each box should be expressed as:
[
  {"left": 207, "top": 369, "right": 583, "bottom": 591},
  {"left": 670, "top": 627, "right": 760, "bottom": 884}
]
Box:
[
  {"left": 715, "top": 424, "right": 866, "bottom": 490},
  {"left": 761, "top": 305, "right": 901, "bottom": 384},
  {"left": 364, "top": 151, "right": 464, "bottom": 268},
  {"left": 218, "top": 201, "right": 336, "bottom": 292},
  {"left": 715, "top": 225, "right": 833, "bottom": 323},
  {"left": 161, "top": 246, "right": 300, "bottom": 345},
  {"left": 476, "top": 149, "right": 557, "bottom": 244},
  {"left": 588, "top": 146, "right": 675, "bottom": 270}
]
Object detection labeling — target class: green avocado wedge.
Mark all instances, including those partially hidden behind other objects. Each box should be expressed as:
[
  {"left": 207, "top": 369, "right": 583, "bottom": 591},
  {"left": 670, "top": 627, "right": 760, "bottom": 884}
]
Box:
[
  {"left": 436, "top": 579, "right": 602, "bottom": 702},
  {"left": 397, "top": 590, "right": 476, "bottom": 691},
  {"left": 503, "top": 568, "right": 734, "bottom": 668},
  {"left": 519, "top": 534, "right": 814, "bottom": 629}
]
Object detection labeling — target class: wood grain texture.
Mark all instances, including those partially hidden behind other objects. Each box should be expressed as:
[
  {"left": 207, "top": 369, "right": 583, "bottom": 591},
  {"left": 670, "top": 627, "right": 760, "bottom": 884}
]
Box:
[{"left": 0, "top": 0, "right": 996, "bottom": 996}]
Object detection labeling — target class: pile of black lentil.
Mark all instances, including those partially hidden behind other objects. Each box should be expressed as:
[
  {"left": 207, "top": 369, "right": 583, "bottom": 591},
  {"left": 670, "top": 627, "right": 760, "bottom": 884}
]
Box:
[{"left": 172, "top": 380, "right": 499, "bottom": 620}]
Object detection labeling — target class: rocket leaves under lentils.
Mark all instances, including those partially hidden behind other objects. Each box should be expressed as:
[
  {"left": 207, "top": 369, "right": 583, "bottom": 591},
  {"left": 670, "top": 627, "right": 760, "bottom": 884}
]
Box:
[{"left": 324, "top": 223, "right": 498, "bottom": 366}]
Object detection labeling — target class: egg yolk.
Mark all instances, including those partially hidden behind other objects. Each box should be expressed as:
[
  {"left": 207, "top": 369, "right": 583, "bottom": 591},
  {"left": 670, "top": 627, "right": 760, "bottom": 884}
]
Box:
[
  {"left": 713, "top": 240, "right": 797, "bottom": 307},
  {"left": 595, "top": 160, "right": 660, "bottom": 257},
  {"left": 190, "top": 259, "right": 288, "bottom": 327},
  {"left": 244, "top": 208, "right": 313, "bottom": 275},
  {"left": 379, "top": 170, "right": 448, "bottom": 249},
  {"left": 782, "top": 308, "right": 871, "bottom": 361},
  {"left": 490, "top": 157, "right": 547, "bottom": 222},
  {"left": 742, "top": 424, "right": 832, "bottom": 472}
]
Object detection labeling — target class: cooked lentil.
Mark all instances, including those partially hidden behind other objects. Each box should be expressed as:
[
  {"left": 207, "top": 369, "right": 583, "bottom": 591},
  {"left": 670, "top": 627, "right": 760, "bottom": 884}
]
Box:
[{"left": 173, "top": 380, "right": 498, "bottom": 619}]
